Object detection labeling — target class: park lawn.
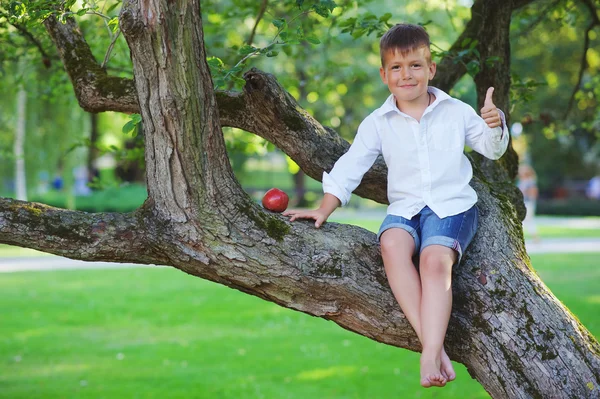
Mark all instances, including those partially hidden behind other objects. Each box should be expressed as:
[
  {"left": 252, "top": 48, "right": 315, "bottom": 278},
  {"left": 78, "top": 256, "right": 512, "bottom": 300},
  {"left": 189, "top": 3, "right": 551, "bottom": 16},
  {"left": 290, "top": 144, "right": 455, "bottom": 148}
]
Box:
[
  {"left": 527, "top": 226, "right": 600, "bottom": 239},
  {"left": 0, "top": 245, "right": 47, "bottom": 258},
  {"left": 0, "top": 253, "right": 598, "bottom": 399},
  {"left": 327, "top": 217, "right": 600, "bottom": 239}
]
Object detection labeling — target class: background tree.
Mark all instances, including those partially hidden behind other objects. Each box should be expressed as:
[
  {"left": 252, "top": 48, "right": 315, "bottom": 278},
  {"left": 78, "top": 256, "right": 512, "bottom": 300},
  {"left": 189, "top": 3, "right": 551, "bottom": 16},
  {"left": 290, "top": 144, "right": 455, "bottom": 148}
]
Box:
[{"left": 1, "top": 0, "right": 599, "bottom": 398}]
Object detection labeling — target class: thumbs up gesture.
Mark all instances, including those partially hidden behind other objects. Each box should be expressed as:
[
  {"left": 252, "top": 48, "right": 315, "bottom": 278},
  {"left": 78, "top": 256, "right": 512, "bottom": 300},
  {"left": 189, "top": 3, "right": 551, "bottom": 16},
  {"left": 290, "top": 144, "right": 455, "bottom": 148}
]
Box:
[{"left": 480, "top": 87, "right": 502, "bottom": 128}]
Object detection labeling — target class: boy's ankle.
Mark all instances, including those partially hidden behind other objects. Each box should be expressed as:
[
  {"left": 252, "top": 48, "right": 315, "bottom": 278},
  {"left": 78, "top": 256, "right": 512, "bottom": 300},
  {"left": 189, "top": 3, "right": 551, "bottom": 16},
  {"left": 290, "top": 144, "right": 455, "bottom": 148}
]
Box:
[{"left": 420, "top": 349, "right": 442, "bottom": 361}]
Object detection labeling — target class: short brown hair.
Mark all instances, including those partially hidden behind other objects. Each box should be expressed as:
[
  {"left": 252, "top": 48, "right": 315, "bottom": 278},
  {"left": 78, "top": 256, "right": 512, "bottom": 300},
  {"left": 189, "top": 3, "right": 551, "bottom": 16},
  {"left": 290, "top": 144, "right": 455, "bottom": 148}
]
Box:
[{"left": 380, "top": 24, "right": 431, "bottom": 65}]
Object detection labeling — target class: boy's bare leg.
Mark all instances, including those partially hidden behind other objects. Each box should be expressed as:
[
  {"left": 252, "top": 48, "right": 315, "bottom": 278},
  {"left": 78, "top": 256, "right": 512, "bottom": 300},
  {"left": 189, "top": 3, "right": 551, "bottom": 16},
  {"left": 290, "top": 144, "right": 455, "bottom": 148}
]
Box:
[
  {"left": 380, "top": 230, "right": 455, "bottom": 386},
  {"left": 419, "top": 245, "right": 456, "bottom": 387}
]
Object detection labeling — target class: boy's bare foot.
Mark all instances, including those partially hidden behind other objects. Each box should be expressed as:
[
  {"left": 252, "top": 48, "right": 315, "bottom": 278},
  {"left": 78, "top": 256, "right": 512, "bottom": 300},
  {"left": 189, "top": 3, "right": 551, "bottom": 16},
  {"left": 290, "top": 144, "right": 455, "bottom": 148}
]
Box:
[
  {"left": 420, "top": 354, "right": 447, "bottom": 388},
  {"left": 440, "top": 348, "right": 456, "bottom": 382}
]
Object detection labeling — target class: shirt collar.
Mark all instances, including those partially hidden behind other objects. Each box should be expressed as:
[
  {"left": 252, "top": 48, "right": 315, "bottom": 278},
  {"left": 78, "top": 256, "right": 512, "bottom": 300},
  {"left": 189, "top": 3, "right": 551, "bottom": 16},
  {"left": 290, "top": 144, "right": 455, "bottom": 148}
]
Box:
[{"left": 375, "top": 86, "right": 452, "bottom": 116}]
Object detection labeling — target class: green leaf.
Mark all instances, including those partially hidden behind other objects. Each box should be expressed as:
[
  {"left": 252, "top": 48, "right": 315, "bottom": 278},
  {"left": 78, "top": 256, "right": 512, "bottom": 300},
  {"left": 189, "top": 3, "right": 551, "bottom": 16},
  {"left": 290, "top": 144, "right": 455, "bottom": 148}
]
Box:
[
  {"left": 266, "top": 51, "right": 279, "bottom": 57},
  {"left": 239, "top": 44, "right": 257, "bottom": 56},
  {"left": 122, "top": 120, "right": 136, "bottom": 135},
  {"left": 207, "top": 57, "right": 224, "bottom": 69},
  {"left": 214, "top": 78, "right": 225, "bottom": 88},
  {"left": 306, "top": 36, "right": 321, "bottom": 45},
  {"left": 466, "top": 60, "right": 480, "bottom": 76},
  {"left": 273, "top": 18, "right": 285, "bottom": 29},
  {"left": 312, "top": 1, "right": 336, "bottom": 18},
  {"left": 106, "top": 2, "right": 121, "bottom": 13},
  {"left": 108, "top": 16, "right": 119, "bottom": 31},
  {"left": 379, "top": 13, "right": 392, "bottom": 23}
]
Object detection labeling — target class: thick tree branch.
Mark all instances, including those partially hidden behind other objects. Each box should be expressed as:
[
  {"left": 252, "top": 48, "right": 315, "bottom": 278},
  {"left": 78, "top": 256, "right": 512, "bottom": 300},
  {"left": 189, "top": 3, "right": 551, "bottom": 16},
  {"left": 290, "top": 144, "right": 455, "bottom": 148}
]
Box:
[
  {"left": 431, "top": 0, "right": 538, "bottom": 93},
  {"left": 43, "top": 15, "right": 138, "bottom": 113},
  {"left": 0, "top": 197, "right": 162, "bottom": 264},
  {"left": 218, "top": 69, "right": 389, "bottom": 204}
]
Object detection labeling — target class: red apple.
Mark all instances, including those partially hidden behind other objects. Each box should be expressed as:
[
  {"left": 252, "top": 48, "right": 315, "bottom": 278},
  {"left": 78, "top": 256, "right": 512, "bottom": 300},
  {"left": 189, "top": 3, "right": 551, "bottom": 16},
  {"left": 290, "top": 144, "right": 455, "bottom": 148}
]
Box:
[{"left": 262, "top": 188, "right": 289, "bottom": 213}]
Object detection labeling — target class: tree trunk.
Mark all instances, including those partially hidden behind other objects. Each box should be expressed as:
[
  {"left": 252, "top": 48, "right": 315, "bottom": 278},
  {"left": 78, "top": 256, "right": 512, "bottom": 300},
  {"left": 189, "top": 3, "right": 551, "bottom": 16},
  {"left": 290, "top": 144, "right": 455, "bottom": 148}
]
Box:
[
  {"left": 293, "top": 169, "right": 309, "bottom": 207},
  {"left": 87, "top": 112, "right": 99, "bottom": 184},
  {"left": 14, "top": 85, "right": 27, "bottom": 201},
  {"left": 0, "top": 1, "right": 598, "bottom": 398}
]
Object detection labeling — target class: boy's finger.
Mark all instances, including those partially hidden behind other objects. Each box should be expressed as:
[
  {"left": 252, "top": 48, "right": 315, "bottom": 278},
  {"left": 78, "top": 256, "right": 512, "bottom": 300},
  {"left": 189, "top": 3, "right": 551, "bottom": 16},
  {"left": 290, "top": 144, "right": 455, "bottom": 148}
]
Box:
[
  {"left": 481, "top": 108, "right": 499, "bottom": 118},
  {"left": 315, "top": 216, "right": 325, "bottom": 228},
  {"left": 484, "top": 87, "right": 495, "bottom": 106},
  {"left": 481, "top": 112, "right": 499, "bottom": 120}
]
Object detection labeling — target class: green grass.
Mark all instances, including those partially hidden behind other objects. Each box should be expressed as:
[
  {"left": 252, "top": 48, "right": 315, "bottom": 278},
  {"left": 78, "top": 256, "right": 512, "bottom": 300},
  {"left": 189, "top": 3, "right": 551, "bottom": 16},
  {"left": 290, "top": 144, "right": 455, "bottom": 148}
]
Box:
[
  {"left": 526, "top": 226, "right": 600, "bottom": 238},
  {"left": 1, "top": 253, "right": 598, "bottom": 399},
  {"left": 327, "top": 217, "right": 600, "bottom": 238},
  {"left": 0, "top": 245, "right": 47, "bottom": 257}
]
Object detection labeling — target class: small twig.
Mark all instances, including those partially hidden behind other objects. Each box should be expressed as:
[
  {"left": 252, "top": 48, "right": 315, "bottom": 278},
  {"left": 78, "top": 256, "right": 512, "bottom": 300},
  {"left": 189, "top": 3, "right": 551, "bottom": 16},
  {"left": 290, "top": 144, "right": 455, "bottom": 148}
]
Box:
[
  {"left": 86, "top": 10, "right": 112, "bottom": 20},
  {"left": 445, "top": 0, "right": 457, "bottom": 32},
  {"left": 102, "top": 29, "right": 121, "bottom": 68},
  {"left": 564, "top": 0, "right": 599, "bottom": 118},
  {"left": 247, "top": 0, "right": 269, "bottom": 45},
  {"left": 222, "top": 10, "right": 312, "bottom": 83},
  {"left": 514, "top": 0, "right": 563, "bottom": 37},
  {"left": 93, "top": 1, "right": 122, "bottom": 69}
]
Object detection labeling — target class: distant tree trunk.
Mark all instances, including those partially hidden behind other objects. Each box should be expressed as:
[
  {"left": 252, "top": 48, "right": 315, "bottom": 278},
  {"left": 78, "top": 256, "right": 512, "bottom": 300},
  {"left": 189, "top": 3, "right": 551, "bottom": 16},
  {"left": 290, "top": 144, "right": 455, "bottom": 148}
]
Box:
[
  {"left": 293, "top": 169, "right": 309, "bottom": 207},
  {"left": 87, "top": 112, "right": 100, "bottom": 184},
  {"left": 293, "top": 68, "right": 310, "bottom": 207},
  {"left": 14, "top": 85, "right": 27, "bottom": 201}
]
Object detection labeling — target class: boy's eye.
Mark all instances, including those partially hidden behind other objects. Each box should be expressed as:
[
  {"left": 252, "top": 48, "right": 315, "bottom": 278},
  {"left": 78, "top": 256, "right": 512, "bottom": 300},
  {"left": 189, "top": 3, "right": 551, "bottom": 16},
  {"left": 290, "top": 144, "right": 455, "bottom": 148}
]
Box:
[
  {"left": 412, "top": 64, "right": 421, "bottom": 68},
  {"left": 391, "top": 65, "right": 400, "bottom": 70}
]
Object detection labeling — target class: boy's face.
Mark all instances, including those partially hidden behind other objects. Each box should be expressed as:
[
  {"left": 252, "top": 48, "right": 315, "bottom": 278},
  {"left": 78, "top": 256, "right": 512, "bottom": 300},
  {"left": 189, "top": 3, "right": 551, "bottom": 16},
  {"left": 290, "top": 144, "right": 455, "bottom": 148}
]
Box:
[{"left": 379, "top": 46, "right": 436, "bottom": 106}]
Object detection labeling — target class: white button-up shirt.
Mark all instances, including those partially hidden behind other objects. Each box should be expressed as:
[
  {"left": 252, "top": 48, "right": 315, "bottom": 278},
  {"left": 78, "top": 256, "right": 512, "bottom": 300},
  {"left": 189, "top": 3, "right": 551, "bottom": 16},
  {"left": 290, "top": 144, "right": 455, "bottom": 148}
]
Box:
[{"left": 323, "top": 87, "right": 509, "bottom": 219}]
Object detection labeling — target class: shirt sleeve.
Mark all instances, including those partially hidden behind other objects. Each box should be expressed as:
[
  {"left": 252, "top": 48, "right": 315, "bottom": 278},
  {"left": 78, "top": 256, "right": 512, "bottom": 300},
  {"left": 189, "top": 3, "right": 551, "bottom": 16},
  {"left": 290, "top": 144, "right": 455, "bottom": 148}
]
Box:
[
  {"left": 464, "top": 105, "right": 509, "bottom": 160},
  {"left": 322, "top": 116, "right": 382, "bottom": 206}
]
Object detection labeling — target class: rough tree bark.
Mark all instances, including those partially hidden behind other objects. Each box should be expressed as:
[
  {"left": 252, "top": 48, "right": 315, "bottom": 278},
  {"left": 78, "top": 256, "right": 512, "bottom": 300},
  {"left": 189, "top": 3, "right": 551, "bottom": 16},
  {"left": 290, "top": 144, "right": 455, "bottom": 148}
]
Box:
[{"left": 1, "top": 1, "right": 599, "bottom": 398}]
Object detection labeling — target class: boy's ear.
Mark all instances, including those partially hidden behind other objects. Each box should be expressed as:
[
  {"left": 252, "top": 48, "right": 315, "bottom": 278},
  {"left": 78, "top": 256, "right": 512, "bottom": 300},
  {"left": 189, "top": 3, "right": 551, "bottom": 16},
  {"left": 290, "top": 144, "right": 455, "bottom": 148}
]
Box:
[
  {"left": 429, "top": 61, "right": 437, "bottom": 80},
  {"left": 379, "top": 66, "right": 387, "bottom": 84}
]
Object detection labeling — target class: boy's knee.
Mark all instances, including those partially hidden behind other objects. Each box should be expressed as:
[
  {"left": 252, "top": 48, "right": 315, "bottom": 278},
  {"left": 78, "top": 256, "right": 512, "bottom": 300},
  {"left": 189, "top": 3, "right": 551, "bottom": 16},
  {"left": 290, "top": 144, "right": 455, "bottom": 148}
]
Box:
[
  {"left": 380, "top": 230, "right": 414, "bottom": 257},
  {"left": 420, "top": 247, "right": 455, "bottom": 275}
]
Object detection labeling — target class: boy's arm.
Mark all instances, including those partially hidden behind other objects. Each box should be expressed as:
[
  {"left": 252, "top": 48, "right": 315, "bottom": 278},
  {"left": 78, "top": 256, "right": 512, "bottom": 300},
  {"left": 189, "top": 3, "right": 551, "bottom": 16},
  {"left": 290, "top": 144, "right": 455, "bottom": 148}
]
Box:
[
  {"left": 284, "top": 117, "right": 381, "bottom": 228},
  {"left": 321, "top": 117, "right": 382, "bottom": 206},
  {"left": 464, "top": 87, "right": 509, "bottom": 160}
]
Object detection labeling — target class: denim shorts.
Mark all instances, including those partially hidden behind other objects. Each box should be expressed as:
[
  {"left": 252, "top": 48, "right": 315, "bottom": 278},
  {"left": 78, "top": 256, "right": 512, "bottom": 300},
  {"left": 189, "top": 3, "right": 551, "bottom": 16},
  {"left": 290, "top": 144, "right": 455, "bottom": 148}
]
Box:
[{"left": 377, "top": 206, "right": 478, "bottom": 264}]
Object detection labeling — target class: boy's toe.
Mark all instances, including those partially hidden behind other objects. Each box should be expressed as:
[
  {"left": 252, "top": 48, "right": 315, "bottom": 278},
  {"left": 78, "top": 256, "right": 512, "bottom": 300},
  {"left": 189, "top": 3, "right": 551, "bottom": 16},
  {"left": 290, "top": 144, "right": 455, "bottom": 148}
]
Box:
[{"left": 420, "top": 377, "right": 433, "bottom": 388}]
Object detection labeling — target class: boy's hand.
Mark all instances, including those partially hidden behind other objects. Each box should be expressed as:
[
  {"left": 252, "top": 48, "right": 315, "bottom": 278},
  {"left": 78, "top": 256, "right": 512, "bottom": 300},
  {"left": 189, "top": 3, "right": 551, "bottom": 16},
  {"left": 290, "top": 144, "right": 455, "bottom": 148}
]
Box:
[
  {"left": 480, "top": 87, "right": 502, "bottom": 129},
  {"left": 283, "top": 208, "right": 329, "bottom": 228}
]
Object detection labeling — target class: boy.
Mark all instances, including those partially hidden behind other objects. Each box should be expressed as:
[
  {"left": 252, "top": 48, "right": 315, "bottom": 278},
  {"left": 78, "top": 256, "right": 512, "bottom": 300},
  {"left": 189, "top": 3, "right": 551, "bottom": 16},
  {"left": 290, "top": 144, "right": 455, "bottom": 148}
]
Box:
[{"left": 284, "top": 23, "right": 508, "bottom": 387}]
